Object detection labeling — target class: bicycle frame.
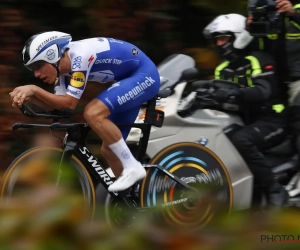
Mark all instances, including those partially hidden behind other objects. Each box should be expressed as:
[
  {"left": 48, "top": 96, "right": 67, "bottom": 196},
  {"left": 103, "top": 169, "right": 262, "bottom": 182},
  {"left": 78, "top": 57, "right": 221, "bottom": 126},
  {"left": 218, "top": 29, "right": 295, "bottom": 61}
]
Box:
[
  {"left": 12, "top": 98, "right": 198, "bottom": 212},
  {"left": 61, "top": 121, "right": 152, "bottom": 208}
]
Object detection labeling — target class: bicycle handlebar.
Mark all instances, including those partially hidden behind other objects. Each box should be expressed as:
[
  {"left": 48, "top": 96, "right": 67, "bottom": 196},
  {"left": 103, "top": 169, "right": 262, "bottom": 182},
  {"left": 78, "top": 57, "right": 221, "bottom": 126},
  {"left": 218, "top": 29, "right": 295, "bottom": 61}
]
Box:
[
  {"left": 12, "top": 122, "right": 84, "bottom": 131},
  {"left": 19, "top": 104, "right": 75, "bottom": 119},
  {"left": 192, "top": 79, "right": 240, "bottom": 90}
]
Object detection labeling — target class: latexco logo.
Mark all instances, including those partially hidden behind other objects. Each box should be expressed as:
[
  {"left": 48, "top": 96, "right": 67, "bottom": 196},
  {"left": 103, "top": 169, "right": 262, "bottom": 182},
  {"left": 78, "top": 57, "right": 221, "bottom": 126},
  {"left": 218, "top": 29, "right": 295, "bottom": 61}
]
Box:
[{"left": 117, "top": 76, "right": 156, "bottom": 105}]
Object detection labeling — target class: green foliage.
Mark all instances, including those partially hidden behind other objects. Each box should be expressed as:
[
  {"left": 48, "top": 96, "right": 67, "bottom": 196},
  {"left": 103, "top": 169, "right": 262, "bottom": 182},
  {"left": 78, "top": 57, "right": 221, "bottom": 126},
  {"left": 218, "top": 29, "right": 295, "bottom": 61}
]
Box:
[{"left": 1, "top": 182, "right": 300, "bottom": 250}]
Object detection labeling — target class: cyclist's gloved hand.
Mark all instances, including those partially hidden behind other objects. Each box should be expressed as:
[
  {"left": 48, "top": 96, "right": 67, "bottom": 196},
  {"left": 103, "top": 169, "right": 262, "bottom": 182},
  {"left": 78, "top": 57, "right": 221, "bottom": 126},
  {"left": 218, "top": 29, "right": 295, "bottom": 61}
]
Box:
[{"left": 213, "top": 88, "right": 240, "bottom": 102}]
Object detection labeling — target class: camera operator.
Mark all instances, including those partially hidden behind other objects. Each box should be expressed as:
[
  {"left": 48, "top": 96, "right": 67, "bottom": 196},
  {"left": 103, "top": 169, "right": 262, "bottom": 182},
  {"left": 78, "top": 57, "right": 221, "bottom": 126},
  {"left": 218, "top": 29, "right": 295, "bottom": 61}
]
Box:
[
  {"left": 247, "top": 0, "right": 300, "bottom": 164},
  {"left": 203, "top": 13, "right": 288, "bottom": 207}
]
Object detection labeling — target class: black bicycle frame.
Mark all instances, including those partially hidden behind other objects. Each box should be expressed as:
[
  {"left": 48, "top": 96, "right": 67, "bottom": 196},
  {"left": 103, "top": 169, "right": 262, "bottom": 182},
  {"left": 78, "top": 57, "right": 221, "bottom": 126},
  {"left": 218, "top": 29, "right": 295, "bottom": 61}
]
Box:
[
  {"left": 12, "top": 97, "right": 198, "bottom": 211},
  {"left": 60, "top": 121, "right": 152, "bottom": 204}
]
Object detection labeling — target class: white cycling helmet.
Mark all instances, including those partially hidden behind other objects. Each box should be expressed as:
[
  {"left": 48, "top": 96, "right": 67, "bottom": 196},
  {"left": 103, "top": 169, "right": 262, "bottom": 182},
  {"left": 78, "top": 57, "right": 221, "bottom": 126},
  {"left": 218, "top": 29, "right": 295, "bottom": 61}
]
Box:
[
  {"left": 22, "top": 31, "right": 72, "bottom": 70},
  {"left": 203, "top": 14, "right": 253, "bottom": 50}
]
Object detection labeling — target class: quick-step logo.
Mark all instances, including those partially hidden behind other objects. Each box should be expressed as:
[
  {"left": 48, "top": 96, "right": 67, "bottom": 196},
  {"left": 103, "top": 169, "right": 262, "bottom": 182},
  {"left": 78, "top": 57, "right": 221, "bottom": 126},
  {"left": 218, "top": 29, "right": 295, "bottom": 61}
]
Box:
[{"left": 79, "top": 147, "right": 118, "bottom": 195}]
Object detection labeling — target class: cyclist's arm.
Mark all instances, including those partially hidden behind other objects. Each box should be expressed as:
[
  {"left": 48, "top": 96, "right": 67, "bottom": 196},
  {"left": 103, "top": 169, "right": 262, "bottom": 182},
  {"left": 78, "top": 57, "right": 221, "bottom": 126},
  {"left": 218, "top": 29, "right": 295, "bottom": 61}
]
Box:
[
  {"left": 33, "top": 44, "right": 97, "bottom": 110},
  {"left": 25, "top": 95, "right": 53, "bottom": 111},
  {"left": 64, "top": 44, "right": 97, "bottom": 100},
  {"left": 32, "top": 86, "right": 79, "bottom": 110}
]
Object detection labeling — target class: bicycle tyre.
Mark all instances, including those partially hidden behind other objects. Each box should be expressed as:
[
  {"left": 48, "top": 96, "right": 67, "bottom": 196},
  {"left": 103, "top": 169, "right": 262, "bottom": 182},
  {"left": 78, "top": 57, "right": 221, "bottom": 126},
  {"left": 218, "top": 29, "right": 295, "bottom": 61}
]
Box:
[
  {"left": 139, "top": 142, "right": 233, "bottom": 230},
  {"left": 1, "top": 146, "right": 96, "bottom": 220}
]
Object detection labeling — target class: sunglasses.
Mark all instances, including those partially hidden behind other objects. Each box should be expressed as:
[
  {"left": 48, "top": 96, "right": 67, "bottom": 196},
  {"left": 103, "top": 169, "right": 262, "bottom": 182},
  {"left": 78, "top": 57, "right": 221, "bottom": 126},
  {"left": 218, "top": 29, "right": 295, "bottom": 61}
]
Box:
[{"left": 25, "top": 61, "right": 46, "bottom": 71}]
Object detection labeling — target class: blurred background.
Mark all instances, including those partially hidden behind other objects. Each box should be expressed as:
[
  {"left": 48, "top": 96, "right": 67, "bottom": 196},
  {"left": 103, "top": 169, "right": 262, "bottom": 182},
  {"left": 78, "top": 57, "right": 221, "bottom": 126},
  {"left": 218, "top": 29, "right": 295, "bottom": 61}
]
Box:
[{"left": 6, "top": 1, "right": 299, "bottom": 249}]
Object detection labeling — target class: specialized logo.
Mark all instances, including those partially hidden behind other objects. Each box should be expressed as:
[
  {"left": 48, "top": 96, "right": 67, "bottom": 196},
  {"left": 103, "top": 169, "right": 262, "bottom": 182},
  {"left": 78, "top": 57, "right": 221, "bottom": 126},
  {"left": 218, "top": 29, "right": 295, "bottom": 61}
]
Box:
[
  {"left": 79, "top": 146, "right": 118, "bottom": 195},
  {"left": 117, "top": 76, "right": 156, "bottom": 105},
  {"left": 121, "top": 150, "right": 130, "bottom": 159},
  {"left": 132, "top": 48, "right": 139, "bottom": 56},
  {"left": 70, "top": 71, "right": 85, "bottom": 88},
  {"left": 46, "top": 49, "right": 55, "bottom": 60},
  {"left": 72, "top": 56, "right": 82, "bottom": 69},
  {"left": 88, "top": 55, "right": 95, "bottom": 67},
  {"left": 36, "top": 36, "right": 58, "bottom": 51},
  {"left": 95, "top": 58, "right": 122, "bottom": 64},
  {"left": 107, "top": 82, "right": 120, "bottom": 91}
]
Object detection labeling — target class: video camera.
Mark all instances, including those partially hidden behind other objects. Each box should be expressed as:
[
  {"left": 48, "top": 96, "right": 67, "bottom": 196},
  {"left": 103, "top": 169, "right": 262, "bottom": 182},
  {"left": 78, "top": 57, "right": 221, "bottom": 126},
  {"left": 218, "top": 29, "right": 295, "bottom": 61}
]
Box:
[{"left": 247, "top": 0, "right": 283, "bottom": 37}]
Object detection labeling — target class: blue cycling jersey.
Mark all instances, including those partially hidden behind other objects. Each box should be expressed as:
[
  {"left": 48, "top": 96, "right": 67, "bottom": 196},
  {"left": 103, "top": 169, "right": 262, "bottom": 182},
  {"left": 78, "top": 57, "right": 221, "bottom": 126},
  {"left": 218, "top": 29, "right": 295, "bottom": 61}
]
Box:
[
  {"left": 54, "top": 37, "right": 160, "bottom": 139},
  {"left": 54, "top": 37, "right": 157, "bottom": 99}
]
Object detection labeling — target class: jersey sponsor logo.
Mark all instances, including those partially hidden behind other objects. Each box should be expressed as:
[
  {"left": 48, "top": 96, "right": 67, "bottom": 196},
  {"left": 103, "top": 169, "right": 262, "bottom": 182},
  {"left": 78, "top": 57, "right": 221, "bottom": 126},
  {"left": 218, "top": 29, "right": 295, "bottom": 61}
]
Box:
[
  {"left": 117, "top": 76, "right": 156, "bottom": 105},
  {"left": 70, "top": 71, "right": 85, "bottom": 88},
  {"left": 36, "top": 36, "right": 58, "bottom": 52},
  {"left": 95, "top": 59, "right": 122, "bottom": 65},
  {"left": 67, "top": 89, "right": 81, "bottom": 96},
  {"left": 46, "top": 49, "right": 55, "bottom": 60},
  {"left": 132, "top": 48, "right": 139, "bottom": 56},
  {"left": 54, "top": 77, "right": 59, "bottom": 85},
  {"left": 90, "top": 70, "right": 114, "bottom": 83},
  {"left": 72, "top": 56, "right": 82, "bottom": 69},
  {"left": 107, "top": 82, "right": 120, "bottom": 91},
  {"left": 67, "top": 86, "right": 83, "bottom": 98},
  {"left": 88, "top": 55, "right": 95, "bottom": 67},
  {"left": 88, "top": 75, "right": 95, "bottom": 80},
  {"left": 105, "top": 97, "right": 115, "bottom": 110},
  {"left": 109, "top": 38, "right": 123, "bottom": 44}
]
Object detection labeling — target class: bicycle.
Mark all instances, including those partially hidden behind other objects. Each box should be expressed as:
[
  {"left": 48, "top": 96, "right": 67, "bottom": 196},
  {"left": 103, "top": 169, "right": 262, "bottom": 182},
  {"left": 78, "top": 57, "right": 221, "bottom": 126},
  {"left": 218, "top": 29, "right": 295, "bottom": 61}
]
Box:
[{"left": 1, "top": 87, "right": 232, "bottom": 230}]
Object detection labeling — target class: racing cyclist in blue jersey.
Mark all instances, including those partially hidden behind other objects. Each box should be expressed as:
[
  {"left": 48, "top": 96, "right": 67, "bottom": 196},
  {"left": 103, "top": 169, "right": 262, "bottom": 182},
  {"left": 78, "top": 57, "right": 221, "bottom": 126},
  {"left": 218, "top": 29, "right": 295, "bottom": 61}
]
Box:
[{"left": 9, "top": 31, "right": 160, "bottom": 192}]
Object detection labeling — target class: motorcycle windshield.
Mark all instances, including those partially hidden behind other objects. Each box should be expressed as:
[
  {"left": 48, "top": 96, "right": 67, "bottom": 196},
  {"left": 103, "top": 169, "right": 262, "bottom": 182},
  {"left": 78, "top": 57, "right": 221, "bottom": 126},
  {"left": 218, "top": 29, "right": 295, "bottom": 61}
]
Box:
[{"left": 157, "top": 54, "right": 195, "bottom": 90}]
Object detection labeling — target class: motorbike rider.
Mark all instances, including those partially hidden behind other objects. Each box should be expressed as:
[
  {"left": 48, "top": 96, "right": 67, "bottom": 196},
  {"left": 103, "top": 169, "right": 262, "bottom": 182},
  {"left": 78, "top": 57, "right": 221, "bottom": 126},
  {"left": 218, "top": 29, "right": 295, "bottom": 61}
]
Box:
[
  {"left": 203, "top": 13, "right": 289, "bottom": 207},
  {"left": 247, "top": 0, "right": 300, "bottom": 169}
]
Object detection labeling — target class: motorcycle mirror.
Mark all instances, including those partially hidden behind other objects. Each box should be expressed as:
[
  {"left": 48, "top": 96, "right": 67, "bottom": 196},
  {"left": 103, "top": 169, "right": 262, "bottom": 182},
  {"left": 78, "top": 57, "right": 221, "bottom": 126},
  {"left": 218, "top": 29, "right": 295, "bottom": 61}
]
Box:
[{"left": 179, "top": 68, "right": 200, "bottom": 81}]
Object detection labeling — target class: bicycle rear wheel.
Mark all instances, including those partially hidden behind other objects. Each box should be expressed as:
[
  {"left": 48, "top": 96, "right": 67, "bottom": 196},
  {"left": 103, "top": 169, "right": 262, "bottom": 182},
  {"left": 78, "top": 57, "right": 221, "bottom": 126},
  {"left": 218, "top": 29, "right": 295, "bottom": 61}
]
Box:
[
  {"left": 139, "top": 142, "right": 233, "bottom": 230},
  {"left": 1, "top": 147, "right": 96, "bottom": 220}
]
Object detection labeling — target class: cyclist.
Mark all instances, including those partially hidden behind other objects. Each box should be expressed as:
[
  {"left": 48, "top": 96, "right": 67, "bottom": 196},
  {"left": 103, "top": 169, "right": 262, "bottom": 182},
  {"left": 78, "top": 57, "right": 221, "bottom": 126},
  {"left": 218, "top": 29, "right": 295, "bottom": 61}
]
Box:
[
  {"left": 203, "top": 14, "right": 289, "bottom": 206},
  {"left": 9, "top": 31, "right": 160, "bottom": 192}
]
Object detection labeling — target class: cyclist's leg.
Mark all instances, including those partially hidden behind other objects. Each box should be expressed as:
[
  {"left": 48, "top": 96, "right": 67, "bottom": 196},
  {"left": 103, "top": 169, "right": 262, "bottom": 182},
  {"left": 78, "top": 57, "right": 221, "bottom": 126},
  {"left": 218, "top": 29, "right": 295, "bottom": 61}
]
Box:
[
  {"left": 83, "top": 62, "right": 160, "bottom": 192},
  {"left": 101, "top": 107, "right": 141, "bottom": 178}
]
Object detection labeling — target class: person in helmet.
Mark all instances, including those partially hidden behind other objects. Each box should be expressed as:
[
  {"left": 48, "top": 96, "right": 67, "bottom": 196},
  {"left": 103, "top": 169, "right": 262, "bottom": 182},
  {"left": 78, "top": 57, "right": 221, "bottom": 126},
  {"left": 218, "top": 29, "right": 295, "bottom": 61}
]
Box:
[
  {"left": 204, "top": 14, "right": 289, "bottom": 207},
  {"left": 9, "top": 31, "right": 160, "bottom": 192}
]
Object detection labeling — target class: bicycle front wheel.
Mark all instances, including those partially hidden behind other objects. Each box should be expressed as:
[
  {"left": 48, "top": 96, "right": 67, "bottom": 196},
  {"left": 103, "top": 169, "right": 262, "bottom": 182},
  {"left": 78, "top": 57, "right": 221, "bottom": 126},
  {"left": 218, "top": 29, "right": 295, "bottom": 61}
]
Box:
[{"left": 1, "top": 146, "right": 96, "bottom": 220}]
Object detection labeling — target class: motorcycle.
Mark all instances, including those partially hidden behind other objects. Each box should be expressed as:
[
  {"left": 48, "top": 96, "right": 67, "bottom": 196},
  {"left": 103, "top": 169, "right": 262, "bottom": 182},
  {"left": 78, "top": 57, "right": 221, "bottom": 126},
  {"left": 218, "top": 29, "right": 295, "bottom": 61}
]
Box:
[{"left": 100, "top": 54, "right": 300, "bottom": 212}]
